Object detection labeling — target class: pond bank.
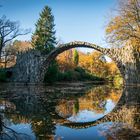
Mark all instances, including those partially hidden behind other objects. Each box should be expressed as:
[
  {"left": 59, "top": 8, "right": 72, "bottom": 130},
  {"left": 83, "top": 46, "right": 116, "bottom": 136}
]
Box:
[{"left": 0, "top": 80, "right": 106, "bottom": 86}]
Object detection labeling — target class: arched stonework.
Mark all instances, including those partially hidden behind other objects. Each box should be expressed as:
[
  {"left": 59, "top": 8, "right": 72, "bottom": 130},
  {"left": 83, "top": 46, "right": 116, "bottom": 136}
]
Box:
[{"left": 11, "top": 41, "right": 140, "bottom": 85}]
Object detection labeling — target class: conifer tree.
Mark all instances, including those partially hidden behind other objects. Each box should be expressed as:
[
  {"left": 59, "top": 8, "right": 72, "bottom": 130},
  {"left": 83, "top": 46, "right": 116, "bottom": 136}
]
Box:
[
  {"left": 32, "top": 6, "right": 56, "bottom": 52},
  {"left": 73, "top": 49, "right": 79, "bottom": 66},
  {"left": 32, "top": 6, "right": 58, "bottom": 83}
]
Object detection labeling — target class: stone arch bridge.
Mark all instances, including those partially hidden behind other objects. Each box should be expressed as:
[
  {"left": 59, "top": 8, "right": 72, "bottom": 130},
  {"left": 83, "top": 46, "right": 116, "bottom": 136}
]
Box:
[{"left": 11, "top": 41, "right": 140, "bottom": 85}]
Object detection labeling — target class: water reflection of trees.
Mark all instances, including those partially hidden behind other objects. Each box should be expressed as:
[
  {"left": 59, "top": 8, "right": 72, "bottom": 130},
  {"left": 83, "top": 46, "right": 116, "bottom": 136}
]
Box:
[
  {"left": 98, "top": 123, "right": 140, "bottom": 140},
  {"left": 56, "top": 86, "right": 122, "bottom": 118},
  {"left": 63, "top": 86, "right": 140, "bottom": 139},
  {"left": 0, "top": 115, "right": 31, "bottom": 140},
  {"left": 0, "top": 84, "right": 92, "bottom": 139},
  {"left": 0, "top": 85, "right": 139, "bottom": 139}
]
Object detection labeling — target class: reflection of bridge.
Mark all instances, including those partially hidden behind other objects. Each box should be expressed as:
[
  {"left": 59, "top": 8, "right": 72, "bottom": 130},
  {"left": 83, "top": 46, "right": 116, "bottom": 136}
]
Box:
[
  {"left": 0, "top": 85, "right": 140, "bottom": 139},
  {"left": 57, "top": 104, "right": 140, "bottom": 130},
  {"left": 57, "top": 86, "right": 140, "bottom": 130},
  {"left": 11, "top": 41, "right": 140, "bottom": 85},
  {"left": 2, "top": 85, "right": 139, "bottom": 131}
]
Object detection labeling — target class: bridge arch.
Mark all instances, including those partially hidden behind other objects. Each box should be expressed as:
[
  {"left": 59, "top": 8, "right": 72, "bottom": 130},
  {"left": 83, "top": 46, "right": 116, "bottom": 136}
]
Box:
[
  {"left": 40, "top": 41, "right": 121, "bottom": 82},
  {"left": 44, "top": 41, "right": 110, "bottom": 65},
  {"left": 12, "top": 41, "right": 140, "bottom": 85}
]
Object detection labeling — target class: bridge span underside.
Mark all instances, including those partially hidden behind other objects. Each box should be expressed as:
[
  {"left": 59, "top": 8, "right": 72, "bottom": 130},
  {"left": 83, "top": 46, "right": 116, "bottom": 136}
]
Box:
[{"left": 11, "top": 41, "right": 140, "bottom": 85}]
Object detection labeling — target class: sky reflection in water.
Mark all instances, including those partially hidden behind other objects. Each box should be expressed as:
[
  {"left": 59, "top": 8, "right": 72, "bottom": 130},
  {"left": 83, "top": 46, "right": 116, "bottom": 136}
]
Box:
[
  {"left": 67, "top": 99, "right": 115, "bottom": 122},
  {"left": 0, "top": 84, "right": 139, "bottom": 139}
]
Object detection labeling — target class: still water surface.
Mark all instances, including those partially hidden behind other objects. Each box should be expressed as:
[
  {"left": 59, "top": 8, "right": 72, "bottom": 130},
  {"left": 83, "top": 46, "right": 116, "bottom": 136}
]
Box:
[{"left": 0, "top": 83, "right": 139, "bottom": 140}]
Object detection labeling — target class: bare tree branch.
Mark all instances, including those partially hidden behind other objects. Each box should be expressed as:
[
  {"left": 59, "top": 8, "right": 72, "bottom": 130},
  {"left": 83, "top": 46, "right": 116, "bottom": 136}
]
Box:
[
  {"left": 0, "top": 15, "right": 31, "bottom": 59},
  {"left": 3, "top": 29, "right": 30, "bottom": 44}
]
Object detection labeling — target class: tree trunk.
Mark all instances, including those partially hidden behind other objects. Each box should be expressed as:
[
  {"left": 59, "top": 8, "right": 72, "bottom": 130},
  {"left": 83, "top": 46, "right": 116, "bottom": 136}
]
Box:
[{"left": 0, "top": 39, "right": 4, "bottom": 64}]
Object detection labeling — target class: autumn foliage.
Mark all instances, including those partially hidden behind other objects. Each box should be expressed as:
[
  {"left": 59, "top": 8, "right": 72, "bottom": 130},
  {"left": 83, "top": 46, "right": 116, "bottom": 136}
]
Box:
[
  {"left": 106, "top": 0, "right": 140, "bottom": 52},
  {"left": 57, "top": 49, "right": 121, "bottom": 81}
]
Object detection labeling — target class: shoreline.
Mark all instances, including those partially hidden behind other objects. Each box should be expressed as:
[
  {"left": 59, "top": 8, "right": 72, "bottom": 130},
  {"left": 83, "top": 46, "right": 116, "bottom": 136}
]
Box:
[{"left": 0, "top": 80, "right": 106, "bottom": 86}]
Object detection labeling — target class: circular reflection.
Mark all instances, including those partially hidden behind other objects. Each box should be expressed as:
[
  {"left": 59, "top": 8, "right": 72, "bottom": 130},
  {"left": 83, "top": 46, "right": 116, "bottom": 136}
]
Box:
[{"left": 56, "top": 86, "right": 122, "bottom": 122}]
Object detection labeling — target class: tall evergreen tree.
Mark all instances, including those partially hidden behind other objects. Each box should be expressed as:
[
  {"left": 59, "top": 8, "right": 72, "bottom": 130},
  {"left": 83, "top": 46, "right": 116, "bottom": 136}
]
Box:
[
  {"left": 32, "top": 6, "right": 56, "bottom": 52},
  {"left": 73, "top": 49, "right": 79, "bottom": 66},
  {"left": 32, "top": 6, "right": 58, "bottom": 83}
]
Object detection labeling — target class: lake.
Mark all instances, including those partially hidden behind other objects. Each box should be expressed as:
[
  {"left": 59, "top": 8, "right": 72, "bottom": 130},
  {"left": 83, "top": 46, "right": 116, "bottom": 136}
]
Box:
[{"left": 0, "top": 83, "right": 139, "bottom": 140}]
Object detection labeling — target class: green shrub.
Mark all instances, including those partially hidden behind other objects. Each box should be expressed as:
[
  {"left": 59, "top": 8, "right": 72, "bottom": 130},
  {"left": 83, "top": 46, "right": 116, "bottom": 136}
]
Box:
[
  {"left": 65, "top": 70, "right": 81, "bottom": 81},
  {"left": 44, "top": 61, "right": 59, "bottom": 84},
  {"left": 75, "top": 67, "right": 85, "bottom": 74},
  {"left": 44, "top": 65, "right": 105, "bottom": 83},
  {"left": 57, "top": 72, "right": 65, "bottom": 81},
  {"left": 75, "top": 67, "right": 89, "bottom": 79},
  {"left": 0, "top": 69, "right": 7, "bottom": 82},
  {"left": 57, "top": 70, "right": 80, "bottom": 81}
]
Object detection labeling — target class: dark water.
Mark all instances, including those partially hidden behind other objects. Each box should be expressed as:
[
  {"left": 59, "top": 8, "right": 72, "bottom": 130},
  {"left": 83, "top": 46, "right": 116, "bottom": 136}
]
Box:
[{"left": 0, "top": 83, "right": 139, "bottom": 140}]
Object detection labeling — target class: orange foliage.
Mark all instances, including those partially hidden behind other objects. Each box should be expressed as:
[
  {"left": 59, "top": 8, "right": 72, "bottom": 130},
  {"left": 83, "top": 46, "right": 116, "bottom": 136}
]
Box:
[
  {"left": 56, "top": 49, "right": 75, "bottom": 72},
  {"left": 106, "top": 0, "right": 140, "bottom": 51},
  {"left": 0, "top": 41, "right": 33, "bottom": 68},
  {"left": 11, "top": 40, "right": 33, "bottom": 52},
  {"left": 57, "top": 49, "right": 120, "bottom": 78}
]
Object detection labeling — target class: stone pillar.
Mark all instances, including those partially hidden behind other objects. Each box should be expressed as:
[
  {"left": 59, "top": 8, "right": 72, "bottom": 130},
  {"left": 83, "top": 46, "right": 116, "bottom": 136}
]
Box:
[
  {"left": 123, "top": 47, "right": 140, "bottom": 85},
  {"left": 11, "top": 50, "right": 45, "bottom": 83},
  {"left": 124, "top": 62, "right": 140, "bottom": 85},
  {"left": 109, "top": 45, "right": 140, "bottom": 85}
]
